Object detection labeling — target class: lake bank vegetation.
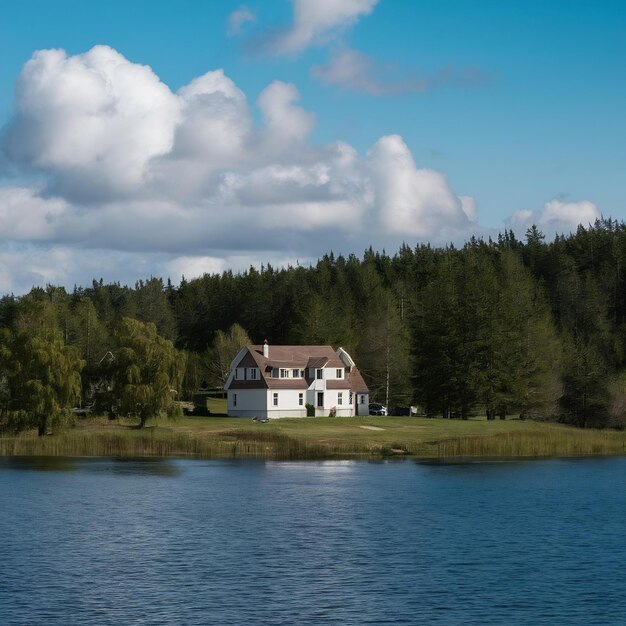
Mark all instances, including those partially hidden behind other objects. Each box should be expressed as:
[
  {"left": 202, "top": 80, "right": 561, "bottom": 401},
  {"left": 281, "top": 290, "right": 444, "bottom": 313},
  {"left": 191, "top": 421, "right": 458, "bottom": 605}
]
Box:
[
  {"left": 3, "top": 219, "right": 626, "bottom": 447},
  {"left": 1, "top": 416, "right": 624, "bottom": 460}
]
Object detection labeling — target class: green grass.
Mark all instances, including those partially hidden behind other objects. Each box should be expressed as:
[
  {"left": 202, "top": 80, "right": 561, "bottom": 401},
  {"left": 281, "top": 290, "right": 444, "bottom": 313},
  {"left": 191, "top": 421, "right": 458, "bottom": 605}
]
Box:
[
  {"left": 206, "top": 397, "right": 227, "bottom": 415},
  {"left": 1, "top": 415, "right": 625, "bottom": 460}
]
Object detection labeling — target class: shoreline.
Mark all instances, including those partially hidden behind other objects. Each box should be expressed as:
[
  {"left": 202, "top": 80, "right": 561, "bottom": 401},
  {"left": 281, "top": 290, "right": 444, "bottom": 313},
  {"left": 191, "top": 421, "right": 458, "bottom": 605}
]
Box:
[{"left": 1, "top": 415, "right": 625, "bottom": 461}]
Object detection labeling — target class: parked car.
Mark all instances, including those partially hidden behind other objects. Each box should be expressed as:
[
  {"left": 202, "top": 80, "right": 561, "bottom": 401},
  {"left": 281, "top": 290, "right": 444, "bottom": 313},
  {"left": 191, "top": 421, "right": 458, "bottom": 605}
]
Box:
[
  {"left": 389, "top": 406, "right": 411, "bottom": 416},
  {"left": 368, "top": 403, "right": 387, "bottom": 416}
]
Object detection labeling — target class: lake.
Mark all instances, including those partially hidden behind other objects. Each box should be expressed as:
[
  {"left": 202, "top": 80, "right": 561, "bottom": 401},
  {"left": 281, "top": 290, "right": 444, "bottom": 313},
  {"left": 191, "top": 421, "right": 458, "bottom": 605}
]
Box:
[{"left": 1, "top": 456, "right": 625, "bottom": 625}]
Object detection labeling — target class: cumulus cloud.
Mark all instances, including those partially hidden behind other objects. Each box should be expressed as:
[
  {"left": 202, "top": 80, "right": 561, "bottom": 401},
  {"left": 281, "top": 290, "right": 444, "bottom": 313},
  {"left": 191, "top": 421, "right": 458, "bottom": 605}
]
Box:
[
  {"left": 0, "top": 186, "right": 69, "bottom": 240},
  {"left": 0, "top": 44, "right": 596, "bottom": 294},
  {"left": 2, "top": 46, "right": 179, "bottom": 202},
  {"left": 255, "top": 0, "right": 378, "bottom": 56},
  {"left": 507, "top": 200, "right": 600, "bottom": 236},
  {"left": 311, "top": 48, "right": 488, "bottom": 95},
  {"left": 366, "top": 135, "right": 470, "bottom": 238},
  {"left": 228, "top": 7, "right": 256, "bottom": 36}
]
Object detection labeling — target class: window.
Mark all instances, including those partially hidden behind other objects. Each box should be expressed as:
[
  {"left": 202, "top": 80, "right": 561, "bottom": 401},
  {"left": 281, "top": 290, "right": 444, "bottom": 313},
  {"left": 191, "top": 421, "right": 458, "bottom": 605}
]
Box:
[
  {"left": 235, "top": 368, "right": 242, "bottom": 380},
  {"left": 316, "top": 369, "right": 323, "bottom": 380},
  {"left": 349, "top": 391, "right": 353, "bottom": 405},
  {"left": 273, "top": 393, "right": 278, "bottom": 406},
  {"left": 233, "top": 393, "right": 237, "bottom": 407},
  {"left": 338, "top": 392, "right": 343, "bottom": 405},
  {"left": 293, "top": 368, "right": 300, "bottom": 378},
  {"left": 280, "top": 368, "right": 289, "bottom": 378},
  {"left": 359, "top": 395, "right": 365, "bottom": 404},
  {"left": 336, "top": 369, "right": 343, "bottom": 379},
  {"left": 298, "top": 393, "right": 304, "bottom": 406},
  {"left": 317, "top": 392, "right": 324, "bottom": 407},
  {"left": 272, "top": 368, "right": 278, "bottom": 378},
  {"left": 248, "top": 368, "right": 258, "bottom": 380}
]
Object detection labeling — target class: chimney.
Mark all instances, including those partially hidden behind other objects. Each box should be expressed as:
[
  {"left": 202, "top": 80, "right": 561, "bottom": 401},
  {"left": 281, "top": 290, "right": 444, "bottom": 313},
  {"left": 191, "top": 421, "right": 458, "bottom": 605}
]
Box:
[{"left": 263, "top": 340, "right": 269, "bottom": 358}]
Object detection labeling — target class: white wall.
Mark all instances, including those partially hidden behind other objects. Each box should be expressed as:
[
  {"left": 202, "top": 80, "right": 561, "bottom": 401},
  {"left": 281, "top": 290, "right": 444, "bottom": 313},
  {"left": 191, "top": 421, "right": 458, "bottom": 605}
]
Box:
[
  {"left": 228, "top": 389, "right": 267, "bottom": 417},
  {"left": 228, "top": 388, "right": 309, "bottom": 418},
  {"left": 229, "top": 385, "right": 362, "bottom": 418}
]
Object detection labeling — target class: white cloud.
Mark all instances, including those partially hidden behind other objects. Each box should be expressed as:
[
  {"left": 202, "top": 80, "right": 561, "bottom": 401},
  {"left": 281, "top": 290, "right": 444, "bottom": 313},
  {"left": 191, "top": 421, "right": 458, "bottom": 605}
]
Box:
[
  {"left": 258, "top": 0, "right": 378, "bottom": 56},
  {"left": 0, "top": 45, "right": 565, "bottom": 294},
  {"left": 228, "top": 7, "right": 256, "bottom": 36},
  {"left": 257, "top": 81, "right": 316, "bottom": 153},
  {"left": 311, "top": 48, "right": 488, "bottom": 95},
  {"left": 0, "top": 186, "right": 68, "bottom": 240},
  {"left": 459, "top": 196, "right": 478, "bottom": 223},
  {"left": 366, "top": 135, "right": 470, "bottom": 238},
  {"left": 3, "top": 46, "right": 179, "bottom": 202},
  {"left": 507, "top": 200, "right": 600, "bottom": 236}
]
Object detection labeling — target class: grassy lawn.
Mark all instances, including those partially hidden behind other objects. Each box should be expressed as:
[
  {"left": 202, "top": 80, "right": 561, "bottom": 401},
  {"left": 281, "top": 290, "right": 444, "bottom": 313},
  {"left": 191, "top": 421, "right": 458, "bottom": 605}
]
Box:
[{"left": 2, "top": 413, "right": 625, "bottom": 460}]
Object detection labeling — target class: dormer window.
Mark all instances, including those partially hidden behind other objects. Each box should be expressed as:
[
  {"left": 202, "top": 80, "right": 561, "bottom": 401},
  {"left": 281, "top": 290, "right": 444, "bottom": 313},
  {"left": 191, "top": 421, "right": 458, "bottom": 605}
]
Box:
[
  {"left": 280, "top": 368, "right": 289, "bottom": 378},
  {"left": 336, "top": 369, "right": 343, "bottom": 379}
]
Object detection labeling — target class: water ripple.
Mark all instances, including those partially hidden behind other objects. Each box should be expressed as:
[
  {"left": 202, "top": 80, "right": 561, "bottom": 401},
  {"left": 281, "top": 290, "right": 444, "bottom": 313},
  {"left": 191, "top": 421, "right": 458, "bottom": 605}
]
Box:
[{"left": 0, "top": 457, "right": 625, "bottom": 624}]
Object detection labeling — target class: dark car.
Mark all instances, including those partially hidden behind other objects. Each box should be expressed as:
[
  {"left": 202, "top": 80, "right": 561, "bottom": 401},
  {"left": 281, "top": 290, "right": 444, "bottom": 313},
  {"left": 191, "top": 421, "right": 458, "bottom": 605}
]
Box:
[
  {"left": 389, "top": 406, "right": 411, "bottom": 416},
  {"left": 368, "top": 403, "right": 387, "bottom": 416}
]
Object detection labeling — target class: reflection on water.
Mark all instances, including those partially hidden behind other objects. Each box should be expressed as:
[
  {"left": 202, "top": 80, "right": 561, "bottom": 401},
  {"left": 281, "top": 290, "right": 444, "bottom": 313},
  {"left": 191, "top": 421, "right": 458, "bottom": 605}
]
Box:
[
  {"left": 0, "top": 456, "right": 181, "bottom": 476},
  {"left": 0, "top": 456, "right": 625, "bottom": 625}
]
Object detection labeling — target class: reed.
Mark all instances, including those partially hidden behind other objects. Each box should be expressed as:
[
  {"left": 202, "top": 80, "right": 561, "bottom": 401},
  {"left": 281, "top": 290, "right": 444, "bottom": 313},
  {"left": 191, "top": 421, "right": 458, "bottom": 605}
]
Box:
[
  {"left": 1, "top": 417, "right": 625, "bottom": 460},
  {"left": 435, "top": 428, "right": 626, "bottom": 458},
  {"left": 0, "top": 428, "right": 367, "bottom": 460}
]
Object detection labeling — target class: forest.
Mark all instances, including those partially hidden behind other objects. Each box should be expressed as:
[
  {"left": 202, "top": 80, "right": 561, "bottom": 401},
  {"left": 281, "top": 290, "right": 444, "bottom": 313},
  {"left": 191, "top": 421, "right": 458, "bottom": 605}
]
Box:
[{"left": 2, "top": 218, "right": 626, "bottom": 434}]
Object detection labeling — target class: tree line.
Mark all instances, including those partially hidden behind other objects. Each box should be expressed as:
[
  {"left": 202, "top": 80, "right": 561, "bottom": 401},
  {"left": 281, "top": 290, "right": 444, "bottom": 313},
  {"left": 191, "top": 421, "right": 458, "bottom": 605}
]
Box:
[{"left": 2, "top": 218, "right": 626, "bottom": 433}]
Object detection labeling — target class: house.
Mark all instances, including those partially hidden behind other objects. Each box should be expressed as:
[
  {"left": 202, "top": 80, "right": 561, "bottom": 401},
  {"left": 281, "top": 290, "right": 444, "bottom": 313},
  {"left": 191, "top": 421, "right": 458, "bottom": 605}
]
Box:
[{"left": 224, "top": 342, "right": 369, "bottom": 418}]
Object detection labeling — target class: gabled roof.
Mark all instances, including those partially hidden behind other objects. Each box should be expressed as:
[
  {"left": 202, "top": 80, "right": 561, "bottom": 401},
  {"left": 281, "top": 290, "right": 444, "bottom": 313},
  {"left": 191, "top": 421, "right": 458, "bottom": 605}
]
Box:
[
  {"left": 245, "top": 345, "right": 345, "bottom": 369},
  {"left": 225, "top": 344, "right": 369, "bottom": 393}
]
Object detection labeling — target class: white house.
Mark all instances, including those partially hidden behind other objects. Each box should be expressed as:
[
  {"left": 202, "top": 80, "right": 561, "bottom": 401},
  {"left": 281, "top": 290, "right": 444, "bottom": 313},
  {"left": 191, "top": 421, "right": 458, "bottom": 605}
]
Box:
[{"left": 224, "top": 342, "right": 370, "bottom": 418}]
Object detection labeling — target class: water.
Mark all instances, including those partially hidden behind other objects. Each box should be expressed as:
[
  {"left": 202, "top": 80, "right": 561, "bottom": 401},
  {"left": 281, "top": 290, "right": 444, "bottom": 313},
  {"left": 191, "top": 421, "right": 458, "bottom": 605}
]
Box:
[{"left": 0, "top": 456, "right": 625, "bottom": 625}]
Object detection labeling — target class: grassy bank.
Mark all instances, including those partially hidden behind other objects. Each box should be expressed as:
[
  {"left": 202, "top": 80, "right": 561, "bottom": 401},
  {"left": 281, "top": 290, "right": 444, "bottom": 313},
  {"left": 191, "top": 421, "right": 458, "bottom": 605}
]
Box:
[{"left": 1, "top": 415, "right": 625, "bottom": 460}]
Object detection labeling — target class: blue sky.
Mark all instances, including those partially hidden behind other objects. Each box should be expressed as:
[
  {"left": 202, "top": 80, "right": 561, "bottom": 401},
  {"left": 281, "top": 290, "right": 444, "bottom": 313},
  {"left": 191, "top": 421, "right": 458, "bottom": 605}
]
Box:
[{"left": 0, "top": 0, "right": 624, "bottom": 292}]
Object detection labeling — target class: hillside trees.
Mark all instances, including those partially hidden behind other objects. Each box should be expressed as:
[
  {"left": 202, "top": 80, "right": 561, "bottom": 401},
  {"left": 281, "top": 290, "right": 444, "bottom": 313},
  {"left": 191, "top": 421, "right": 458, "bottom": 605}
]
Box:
[
  {"left": 6, "top": 218, "right": 626, "bottom": 428},
  {"left": 411, "top": 244, "right": 562, "bottom": 419}
]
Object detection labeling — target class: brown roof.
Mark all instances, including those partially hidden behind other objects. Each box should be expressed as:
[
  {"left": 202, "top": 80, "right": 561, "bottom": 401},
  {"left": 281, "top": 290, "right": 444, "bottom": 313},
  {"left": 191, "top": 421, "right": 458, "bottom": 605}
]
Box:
[
  {"left": 307, "top": 356, "right": 329, "bottom": 368},
  {"left": 267, "top": 360, "right": 304, "bottom": 369},
  {"left": 246, "top": 345, "right": 344, "bottom": 369},
  {"left": 227, "top": 344, "right": 368, "bottom": 393},
  {"left": 229, "top": 379, "right": 268, "bottom": 390},
  {"left": 265, "top": 378, "right": 309, "bottom": 390},
  {"left": 347, "top": 367, "right": 369, "bottom": 393}
]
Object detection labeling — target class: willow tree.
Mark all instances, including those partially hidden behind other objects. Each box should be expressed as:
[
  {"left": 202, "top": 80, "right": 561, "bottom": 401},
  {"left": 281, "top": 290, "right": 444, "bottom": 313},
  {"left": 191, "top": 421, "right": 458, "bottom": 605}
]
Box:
[
  {"left": 0, "top": 326, "right": 84, "bottom": 435},
  {"left": 112, "top": 318, "right": 185, "bottom": 427}
]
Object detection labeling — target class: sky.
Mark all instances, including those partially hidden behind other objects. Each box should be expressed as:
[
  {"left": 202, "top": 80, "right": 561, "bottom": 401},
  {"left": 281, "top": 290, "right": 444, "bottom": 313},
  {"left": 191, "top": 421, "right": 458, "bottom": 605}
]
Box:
[{"left": 0, "top": 0, "right": 624, "bottom": 294}]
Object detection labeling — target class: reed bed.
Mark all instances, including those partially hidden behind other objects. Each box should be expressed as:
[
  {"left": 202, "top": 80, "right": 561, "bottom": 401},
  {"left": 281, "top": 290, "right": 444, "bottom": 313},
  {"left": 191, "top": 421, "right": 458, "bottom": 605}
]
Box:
[
  {"left": 435, "top": 428, "right": 626, "bottom": 458},
  {"left": 1, "top": 418, "right": 625, "bottom": 460},
  {"left": 0, "top": 428, "right": 369, "bottom": 460}
]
